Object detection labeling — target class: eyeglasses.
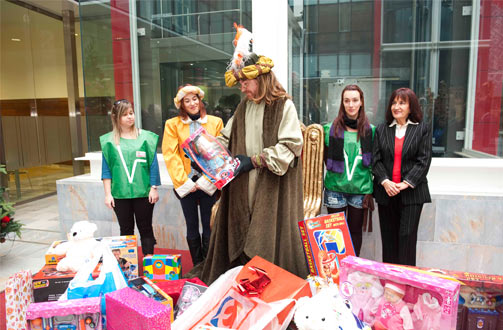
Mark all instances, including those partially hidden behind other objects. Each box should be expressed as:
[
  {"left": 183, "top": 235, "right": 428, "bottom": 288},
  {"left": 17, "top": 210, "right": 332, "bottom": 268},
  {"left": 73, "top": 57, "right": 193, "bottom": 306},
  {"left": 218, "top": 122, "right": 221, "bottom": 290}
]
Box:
[{"left": 114, "top": 99, "right": 128, "bottom": 106}]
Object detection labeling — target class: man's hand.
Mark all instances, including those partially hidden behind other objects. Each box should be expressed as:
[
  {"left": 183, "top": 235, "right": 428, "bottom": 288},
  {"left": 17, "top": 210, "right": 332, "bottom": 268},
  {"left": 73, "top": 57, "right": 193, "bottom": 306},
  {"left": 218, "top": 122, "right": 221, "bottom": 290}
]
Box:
[{"left": 234, "top": 155, "right": 254, "bottom": 176}]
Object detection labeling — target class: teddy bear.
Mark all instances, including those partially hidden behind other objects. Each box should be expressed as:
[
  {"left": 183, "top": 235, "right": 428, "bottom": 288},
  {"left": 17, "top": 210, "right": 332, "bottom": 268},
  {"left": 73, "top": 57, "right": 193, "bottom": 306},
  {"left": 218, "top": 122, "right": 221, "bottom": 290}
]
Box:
[
  {"left": 294, "top": 286, "right": 371, "bottom": 330},
  {"left": 52, "top": 221, "right": 100, "bottom": 273}
]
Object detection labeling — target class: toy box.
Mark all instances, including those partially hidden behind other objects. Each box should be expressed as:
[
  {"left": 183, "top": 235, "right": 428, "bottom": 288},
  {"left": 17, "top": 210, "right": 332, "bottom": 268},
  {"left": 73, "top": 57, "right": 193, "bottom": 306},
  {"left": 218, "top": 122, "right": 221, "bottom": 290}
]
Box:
[
  {"left": 32, "top": 264, "right": 101, "bottom": 302},
  {"left": 174, "top": 281, "right": 208, "bottom": 318},
  {"left": 106, "top": 287, "right": 171, "bottom": 330},
  {"left": 406, "top": 266, "right": 503, "bottom": 329},
  {"left": 339, "top": 256, "right": 461, "bottom": 330},
  {"left": 143, "top": 254, "right": 181, "bottom": 281},
  {"left": 99, "top": 235, "right": 138, "bottom": 280},
  {"left": 181, "top": 126, "right": 239, "bottom": 189},
  {"left": 298, "top": 212, "right": 355, "bottom": 284},
  {"left": 45, "top": 235, "right": 138, "bottom": 280},
  {"left": 128, "top": 276, "right": 174, "bottom": 322},
  {"left": 27, "top": 297, "right": 102, "bottom": 330}
]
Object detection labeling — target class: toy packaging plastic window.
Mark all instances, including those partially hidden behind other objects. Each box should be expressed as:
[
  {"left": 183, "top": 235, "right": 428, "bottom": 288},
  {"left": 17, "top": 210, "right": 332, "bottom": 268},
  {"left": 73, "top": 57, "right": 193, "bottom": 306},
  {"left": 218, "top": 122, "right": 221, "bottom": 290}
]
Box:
[
  {"left": 339, "top": 256, "right": 460, "bottom": 330},
  {"left": 181, "top": 126, "right": 239, "bottom": 189},
  {"left": 26, "top": 297, "right": 102, "bottom": 330}
]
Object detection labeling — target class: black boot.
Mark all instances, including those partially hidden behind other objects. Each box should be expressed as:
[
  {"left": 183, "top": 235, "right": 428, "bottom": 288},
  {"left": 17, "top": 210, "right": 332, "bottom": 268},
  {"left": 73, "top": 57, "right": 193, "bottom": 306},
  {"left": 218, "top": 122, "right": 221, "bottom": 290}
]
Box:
[
  {"left": 202, "top": 235, "right": 210, "bottom": 259},
  {"left": 141, "top": 237, "right": 156, "bottom": 256},
  {"left": 187, "top": 237, "right": 204, "bottom": 266}
]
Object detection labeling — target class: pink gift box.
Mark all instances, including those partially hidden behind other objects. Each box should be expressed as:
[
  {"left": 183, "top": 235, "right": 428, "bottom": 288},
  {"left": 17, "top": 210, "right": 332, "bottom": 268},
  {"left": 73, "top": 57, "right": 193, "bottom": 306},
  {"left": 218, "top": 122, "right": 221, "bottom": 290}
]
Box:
[
  {"left": 106, "top": 287, "right": 171, "bottom": 330},
  {"left": 26, "top": 297, "right": 102, "bottom": 330},
  {"left": 339, "top": 256, "right": 460, "bottom": 330}
]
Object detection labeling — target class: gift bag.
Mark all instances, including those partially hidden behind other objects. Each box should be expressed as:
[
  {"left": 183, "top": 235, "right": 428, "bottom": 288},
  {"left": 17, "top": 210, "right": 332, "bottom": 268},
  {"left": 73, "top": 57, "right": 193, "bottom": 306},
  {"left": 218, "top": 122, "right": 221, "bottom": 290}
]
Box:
[
  {"left": 173, "top": 256, "right": 311, "bottom": 330},
  {"left": 5, "top": 270, "right": 33, "bottom": 330},
  {"left": 60, "top": 243, "right": 128, "bottom": 314}
]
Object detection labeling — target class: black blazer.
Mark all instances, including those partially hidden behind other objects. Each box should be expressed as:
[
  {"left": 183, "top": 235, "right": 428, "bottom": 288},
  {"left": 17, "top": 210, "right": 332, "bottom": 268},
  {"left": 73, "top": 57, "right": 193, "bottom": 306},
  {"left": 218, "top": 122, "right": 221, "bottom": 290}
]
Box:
[{"left": 372, "top": 121, "right": 432, "bottom": 206}]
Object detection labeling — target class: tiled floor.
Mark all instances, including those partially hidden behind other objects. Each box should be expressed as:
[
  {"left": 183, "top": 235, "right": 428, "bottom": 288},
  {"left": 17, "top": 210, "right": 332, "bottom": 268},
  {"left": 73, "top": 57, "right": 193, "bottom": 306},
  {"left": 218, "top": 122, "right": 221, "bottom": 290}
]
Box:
[{"left": 0, "top": 195, "right": 62, "bottom": 291}]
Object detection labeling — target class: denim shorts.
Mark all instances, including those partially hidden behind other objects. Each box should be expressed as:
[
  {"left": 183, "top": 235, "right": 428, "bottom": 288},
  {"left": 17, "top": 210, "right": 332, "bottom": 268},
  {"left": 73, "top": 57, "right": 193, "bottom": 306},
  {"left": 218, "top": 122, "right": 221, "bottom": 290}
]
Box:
[{"left": 324, "top": 190, "right": 364, "bottom": 209}]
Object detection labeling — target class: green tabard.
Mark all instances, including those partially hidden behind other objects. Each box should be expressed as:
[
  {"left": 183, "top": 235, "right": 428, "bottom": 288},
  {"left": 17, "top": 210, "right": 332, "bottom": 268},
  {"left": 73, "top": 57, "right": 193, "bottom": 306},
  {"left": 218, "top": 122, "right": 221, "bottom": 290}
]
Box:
[
  {"left": 100, "top": 130, "right": 159, "bottom": 199},
  {"left": 323, "top": 124, "right": 375, "bottom": 195}
]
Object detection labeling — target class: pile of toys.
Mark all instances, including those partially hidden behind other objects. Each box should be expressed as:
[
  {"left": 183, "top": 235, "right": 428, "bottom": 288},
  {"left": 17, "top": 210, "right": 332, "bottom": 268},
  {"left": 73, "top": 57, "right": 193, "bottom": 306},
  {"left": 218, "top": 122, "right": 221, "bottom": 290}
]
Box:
[{"left": 5, "top": 214, "right": 503, "bottom": 329}]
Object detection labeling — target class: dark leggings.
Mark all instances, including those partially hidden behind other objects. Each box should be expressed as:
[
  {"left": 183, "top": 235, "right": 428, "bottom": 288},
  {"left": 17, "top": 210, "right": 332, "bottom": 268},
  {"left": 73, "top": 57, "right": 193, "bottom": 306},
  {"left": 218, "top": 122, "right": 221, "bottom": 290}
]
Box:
[
  {"left": 113, "top": 197, "right": 156, "bottom": 254},
  {"left": 327, "top": 206, "right": 364, "bottom": 256},
  {"left": 179, "top": 189, "right": 216, "bottom": 240}
]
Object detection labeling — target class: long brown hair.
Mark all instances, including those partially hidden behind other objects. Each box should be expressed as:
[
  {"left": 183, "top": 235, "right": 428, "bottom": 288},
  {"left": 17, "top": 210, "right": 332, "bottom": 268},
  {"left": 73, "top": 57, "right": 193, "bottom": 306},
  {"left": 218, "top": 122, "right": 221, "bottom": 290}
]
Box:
[
  {"left": 111, "top": 99, "right": 137, "bottom": 145},
  {"left": 385, "top": 87, "right": 423, "bottom": 125},
  {"left": 332, "top": 85, "right": 370, "bottom": 140},
  {"left": 177, "top": 84, "right": 207, "bottom": 120},
  {"left": 249, "top": 71, "right": 291, "bottom": 105}
]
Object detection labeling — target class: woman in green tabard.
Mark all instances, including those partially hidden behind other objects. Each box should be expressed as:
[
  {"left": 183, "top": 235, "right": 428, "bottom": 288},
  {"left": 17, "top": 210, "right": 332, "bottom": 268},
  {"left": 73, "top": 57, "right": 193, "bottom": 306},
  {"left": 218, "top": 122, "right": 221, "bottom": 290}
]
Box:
[
  {"left": 324, "top": 85, "right": 374, "bottom": 257},
  {"left": 100, "top": 99, "right": 161, "bottom": 256}
]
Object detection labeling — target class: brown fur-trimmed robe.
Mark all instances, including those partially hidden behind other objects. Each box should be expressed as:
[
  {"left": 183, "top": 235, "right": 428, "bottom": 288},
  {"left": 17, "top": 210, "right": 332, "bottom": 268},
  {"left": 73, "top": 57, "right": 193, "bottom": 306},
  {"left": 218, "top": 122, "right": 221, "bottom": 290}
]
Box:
[{"left": 193, "top": 97, "right": 309, "bottom": 284}]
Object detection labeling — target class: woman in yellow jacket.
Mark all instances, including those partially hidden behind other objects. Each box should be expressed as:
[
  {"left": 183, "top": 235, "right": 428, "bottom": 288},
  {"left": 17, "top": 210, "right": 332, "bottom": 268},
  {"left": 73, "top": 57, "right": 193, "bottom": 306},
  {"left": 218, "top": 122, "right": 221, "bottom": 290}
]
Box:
[{"left": 162, "top": 84, "right": 223, "bottom": 266}]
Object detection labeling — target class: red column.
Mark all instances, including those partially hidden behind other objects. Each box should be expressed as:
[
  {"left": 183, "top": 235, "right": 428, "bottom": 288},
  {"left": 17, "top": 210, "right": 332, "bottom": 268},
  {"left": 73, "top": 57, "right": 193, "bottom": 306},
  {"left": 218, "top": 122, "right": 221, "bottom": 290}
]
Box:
[
  {"left": 472, "top": 0, "right": 503, "bottom": 155},
  {"left": 110, "top": 0, "right": 134, "bottom": 105}
]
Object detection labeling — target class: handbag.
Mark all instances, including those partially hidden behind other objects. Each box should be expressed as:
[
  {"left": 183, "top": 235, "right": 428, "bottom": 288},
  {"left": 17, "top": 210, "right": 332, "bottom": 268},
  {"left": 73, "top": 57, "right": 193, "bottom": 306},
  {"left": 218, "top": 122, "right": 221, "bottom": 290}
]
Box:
[{"left": 59, "top": 243, "right": 128, "bottom": 314}]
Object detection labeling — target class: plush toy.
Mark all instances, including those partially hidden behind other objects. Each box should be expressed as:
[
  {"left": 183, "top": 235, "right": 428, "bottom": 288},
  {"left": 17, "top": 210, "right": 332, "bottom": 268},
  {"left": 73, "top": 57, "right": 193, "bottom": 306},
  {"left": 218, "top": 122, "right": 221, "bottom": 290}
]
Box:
[
  {"left": 53, "top": 221, "right": 100, "bottom": 272},
  {"left": 294, "top": 286, "right": 371, "bottom": 330}
]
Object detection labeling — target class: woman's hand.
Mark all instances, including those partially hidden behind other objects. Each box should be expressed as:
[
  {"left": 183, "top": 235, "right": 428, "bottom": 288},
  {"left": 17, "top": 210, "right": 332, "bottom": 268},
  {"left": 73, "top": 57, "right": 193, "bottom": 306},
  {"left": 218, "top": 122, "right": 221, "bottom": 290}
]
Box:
[
  {"left": 105, "top": 194, "right": 115, "bottom": 208},
  {"left": 149, "top": 187, "right": 159, "bottom": 204},
  {"left": 382, "top": 180, "right": 400, "bottom": 197},
  {"left": 396, "top": 182, "right": 409, "bottom": 191}
]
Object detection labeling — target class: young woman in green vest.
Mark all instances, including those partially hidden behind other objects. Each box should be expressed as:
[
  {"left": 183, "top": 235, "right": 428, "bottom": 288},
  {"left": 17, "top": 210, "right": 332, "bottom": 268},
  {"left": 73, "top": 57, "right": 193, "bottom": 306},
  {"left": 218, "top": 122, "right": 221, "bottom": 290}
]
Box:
[
  {"left": 324, "top": 85, "right": 374, "bottom": 256},
  {"left": 100, "top": 99, "right": 160, "bottom": 256}
]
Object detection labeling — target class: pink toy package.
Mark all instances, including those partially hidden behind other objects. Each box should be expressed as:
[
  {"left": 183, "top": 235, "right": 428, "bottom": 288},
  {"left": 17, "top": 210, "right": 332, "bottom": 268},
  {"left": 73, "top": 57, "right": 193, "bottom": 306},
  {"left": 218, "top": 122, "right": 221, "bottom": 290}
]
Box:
[
  {"left": 181, "top": 126, "right": 239, "bottom": 189},
  {"left": 339, "top": 256, "right": 460, "bottom": 330},
  {"left": 26, "top": 297, "right": 102, "bottom": 330},
  {"left": 105, "top": 287, "right": 171, "bottom": 330}
]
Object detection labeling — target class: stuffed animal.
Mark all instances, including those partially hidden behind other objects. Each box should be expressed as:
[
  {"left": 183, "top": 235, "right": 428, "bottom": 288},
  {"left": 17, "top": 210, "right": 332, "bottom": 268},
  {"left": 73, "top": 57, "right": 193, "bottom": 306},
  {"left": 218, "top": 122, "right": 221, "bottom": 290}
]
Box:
[
  {"left": 53, "top": 221, "right": 100, "bottom": 272},
  {"left": 294, "top": 286, "right": 371, "bottom": 330}
]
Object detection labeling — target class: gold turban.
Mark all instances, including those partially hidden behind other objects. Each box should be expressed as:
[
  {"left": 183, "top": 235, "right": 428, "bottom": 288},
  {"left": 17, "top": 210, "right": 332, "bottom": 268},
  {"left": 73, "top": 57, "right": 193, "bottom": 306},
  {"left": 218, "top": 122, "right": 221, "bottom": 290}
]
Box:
[{"left": 224, "top": 55, "right": 274, "bottom": 87}]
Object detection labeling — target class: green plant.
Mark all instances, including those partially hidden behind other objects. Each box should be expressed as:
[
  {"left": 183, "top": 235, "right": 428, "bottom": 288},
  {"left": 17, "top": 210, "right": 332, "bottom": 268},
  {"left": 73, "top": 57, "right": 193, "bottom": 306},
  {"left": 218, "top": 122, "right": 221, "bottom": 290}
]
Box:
[{"left": 0, "top": 165, "right": 22, "bottom": 242}]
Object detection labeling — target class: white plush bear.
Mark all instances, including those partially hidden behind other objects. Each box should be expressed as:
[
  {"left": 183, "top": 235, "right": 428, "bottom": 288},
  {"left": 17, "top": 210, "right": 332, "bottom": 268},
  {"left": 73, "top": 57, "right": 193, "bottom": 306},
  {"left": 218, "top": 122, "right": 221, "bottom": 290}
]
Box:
[
  {"left": 294, "top": 286, "right": 371, "bottom": 330},
  {"left": 53, "top": 221, "right": 100, "bottom": 272}
]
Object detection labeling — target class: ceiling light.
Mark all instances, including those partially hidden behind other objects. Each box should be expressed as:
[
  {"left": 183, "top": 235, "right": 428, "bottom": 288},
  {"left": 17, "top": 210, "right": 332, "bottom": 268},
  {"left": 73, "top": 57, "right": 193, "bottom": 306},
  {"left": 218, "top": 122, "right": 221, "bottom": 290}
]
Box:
[{"left": 11, "top": 38, "right": 21, "bottom": 42}]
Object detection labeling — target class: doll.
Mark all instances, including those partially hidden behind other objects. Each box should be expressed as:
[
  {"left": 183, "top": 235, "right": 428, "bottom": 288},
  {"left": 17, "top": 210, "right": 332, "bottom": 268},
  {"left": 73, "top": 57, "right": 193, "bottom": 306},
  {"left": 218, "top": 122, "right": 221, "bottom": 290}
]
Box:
[
  {"left": 347, "top": 271, "right": 384, "bottom": 324},
  {"left": 372, "top": 282, "right": 413, "bottom": 330}
]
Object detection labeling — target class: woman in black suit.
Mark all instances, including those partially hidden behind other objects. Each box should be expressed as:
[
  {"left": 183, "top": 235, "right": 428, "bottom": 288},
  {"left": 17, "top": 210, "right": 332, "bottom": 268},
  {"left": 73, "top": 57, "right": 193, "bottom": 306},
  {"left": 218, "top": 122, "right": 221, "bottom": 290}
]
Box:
[{"left": 373, "top": 88, "right": 432, "bottom": 266}]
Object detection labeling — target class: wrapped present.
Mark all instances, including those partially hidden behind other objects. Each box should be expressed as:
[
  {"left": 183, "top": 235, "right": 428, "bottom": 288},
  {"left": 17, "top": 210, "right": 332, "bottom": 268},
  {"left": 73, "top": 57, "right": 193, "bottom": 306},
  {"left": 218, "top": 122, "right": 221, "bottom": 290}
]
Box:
[
  {"left": 5, "top": 270, "right": 34, "bottom": 330},
  {"left": 339, "top": 256, "right": 461, "bottom": 330},
  {"left": 181, "top": 126, "right": 239, "bottom": 189},
  {"left": 143, "top": 254, "right": 182, "bottom": 281},
  {"left": 106, "top": 287, "right": 171, "bottom": 330},
  {"left": 174, "top": 281, "right": 207, "bottom": 318},
  {"left": 173, "top": 256, "right": 311, "bottom": 329},
  {"left": 46, "top": 235, "right": 138, "bottom": 280},
  {"left": 32, "top": 264, "right": 101, "bottom": 302},
  {"left": 155, "top": 278, "right": 207, "bottom": 306},
  {"left": 129, "top": 276, "right": 174, "bottom": 322},
  {"left": 26, "top": 297, "right": 102, "bottom": 330},
  {"left": 298, "top": 212, "right": 355, "bottom": 284}
]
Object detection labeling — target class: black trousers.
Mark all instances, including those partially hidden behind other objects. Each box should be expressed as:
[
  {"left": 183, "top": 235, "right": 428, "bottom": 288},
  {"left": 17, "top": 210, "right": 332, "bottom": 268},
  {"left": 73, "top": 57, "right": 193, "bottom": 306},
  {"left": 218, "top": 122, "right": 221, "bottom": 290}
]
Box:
[
  {"left": 378, "top": 196, "right": 423, "bottom": 266},
  {"left": 113, "top": 197, "right": 156, "bottom": 255},
  {"left": 179, "top": 189, "right": 216, "bottom": 240}
]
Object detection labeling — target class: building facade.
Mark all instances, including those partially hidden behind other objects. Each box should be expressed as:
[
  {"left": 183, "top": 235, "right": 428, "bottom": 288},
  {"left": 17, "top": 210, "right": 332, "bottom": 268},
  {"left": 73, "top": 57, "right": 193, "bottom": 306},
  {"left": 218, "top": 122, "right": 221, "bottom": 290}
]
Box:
[{"left": 1, "top": 0, "right": 502, "bottom": 197}]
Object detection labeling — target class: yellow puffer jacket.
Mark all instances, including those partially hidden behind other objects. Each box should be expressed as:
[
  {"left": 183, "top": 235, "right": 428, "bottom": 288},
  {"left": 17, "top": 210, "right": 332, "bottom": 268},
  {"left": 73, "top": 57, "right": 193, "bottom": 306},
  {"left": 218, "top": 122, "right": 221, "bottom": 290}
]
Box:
[{"left": 161, "top": 115, "right": 223, "bottom": 197}]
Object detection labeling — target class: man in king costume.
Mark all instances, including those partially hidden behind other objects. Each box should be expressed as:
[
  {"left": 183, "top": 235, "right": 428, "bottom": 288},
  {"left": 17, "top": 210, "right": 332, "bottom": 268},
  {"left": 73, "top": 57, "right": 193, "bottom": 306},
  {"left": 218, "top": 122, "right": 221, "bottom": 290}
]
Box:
[{"left": 194, "top": 25, "right": 309, "bottom": 284}]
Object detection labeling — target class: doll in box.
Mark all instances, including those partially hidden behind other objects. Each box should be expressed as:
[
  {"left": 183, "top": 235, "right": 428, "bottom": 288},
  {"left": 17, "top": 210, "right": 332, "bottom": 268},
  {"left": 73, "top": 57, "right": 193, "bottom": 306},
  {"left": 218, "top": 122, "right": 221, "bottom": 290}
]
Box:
[
  {"left": 347, "top": 271, "right": 384, "bottom": 324},
  {"left": 372, "top": 282, "right": 413, "bottom": 330}
]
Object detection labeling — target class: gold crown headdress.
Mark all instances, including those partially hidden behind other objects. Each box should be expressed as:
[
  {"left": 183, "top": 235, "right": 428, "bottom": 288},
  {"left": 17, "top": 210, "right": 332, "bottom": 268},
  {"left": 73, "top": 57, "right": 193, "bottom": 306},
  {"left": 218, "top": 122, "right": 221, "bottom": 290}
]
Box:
[{"left": 224, "top": 23, "right": 274, "bottom": 87}]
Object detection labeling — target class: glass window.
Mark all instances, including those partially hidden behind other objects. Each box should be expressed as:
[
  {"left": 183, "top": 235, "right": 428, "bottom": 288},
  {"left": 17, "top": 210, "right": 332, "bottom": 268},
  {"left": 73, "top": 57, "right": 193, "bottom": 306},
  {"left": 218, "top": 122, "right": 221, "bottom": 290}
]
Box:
[{"left": 382, "top": 0, "right": 432, "bottom": 43}]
